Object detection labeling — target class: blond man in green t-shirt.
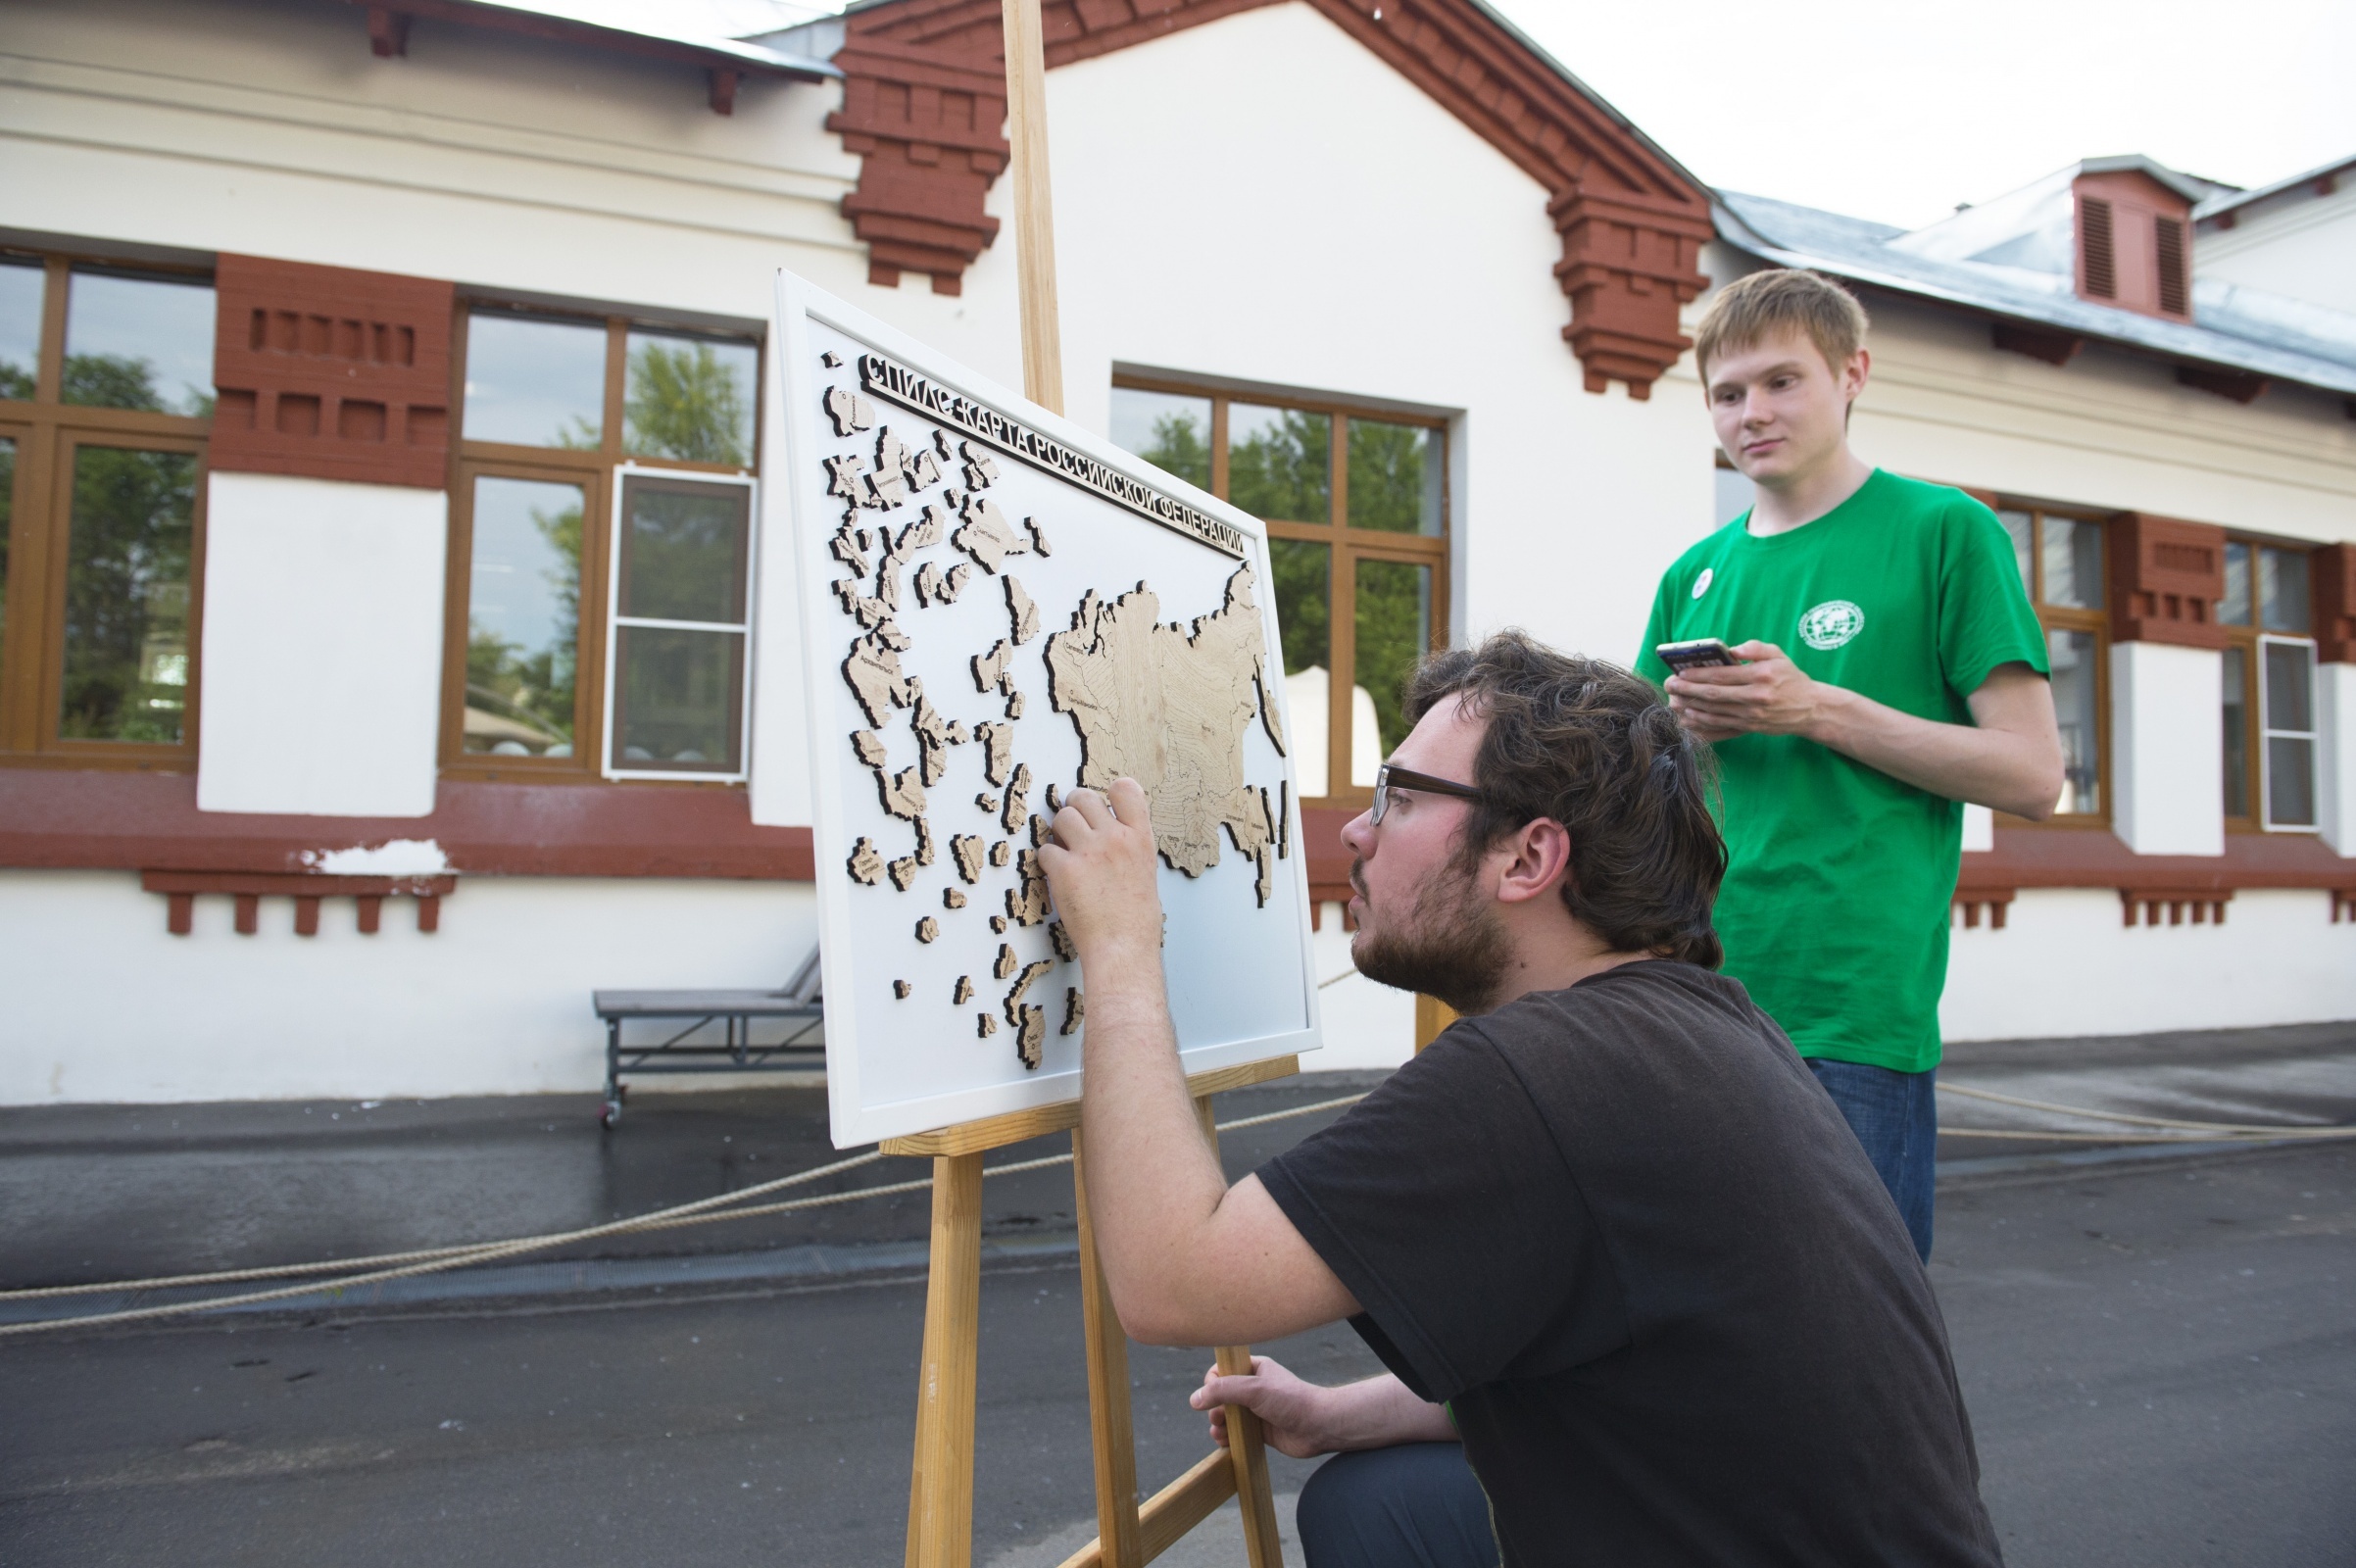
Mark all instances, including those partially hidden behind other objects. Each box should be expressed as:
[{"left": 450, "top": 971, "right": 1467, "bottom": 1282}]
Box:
[{"left": 1637, "top": 270, "right": 2064, "bottom": 1259}]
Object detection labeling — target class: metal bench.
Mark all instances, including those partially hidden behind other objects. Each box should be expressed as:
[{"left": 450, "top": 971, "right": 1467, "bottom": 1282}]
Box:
[{"left": 591, "top": 948, "right": 825, "bottom": 1126}]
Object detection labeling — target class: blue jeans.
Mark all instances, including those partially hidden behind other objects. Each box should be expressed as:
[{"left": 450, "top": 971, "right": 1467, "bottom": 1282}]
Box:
[
  {"left": 1300, "top": 1443, "right": 1497, "bottom": 1568},
  {"left": 1808, "top": 1058, "right": 1938, "bottom": 1261}
]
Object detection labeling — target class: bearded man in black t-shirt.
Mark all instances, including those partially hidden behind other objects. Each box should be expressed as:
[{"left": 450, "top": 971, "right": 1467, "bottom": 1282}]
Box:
[{"left": 1038, "top": 631, "right": 2003, "bottom": 1568}]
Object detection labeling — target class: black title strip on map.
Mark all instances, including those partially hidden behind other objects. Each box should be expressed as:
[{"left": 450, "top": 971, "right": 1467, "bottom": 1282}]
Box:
[{"left": 858, "top": 351, "right": 1247, "bottom": 560}]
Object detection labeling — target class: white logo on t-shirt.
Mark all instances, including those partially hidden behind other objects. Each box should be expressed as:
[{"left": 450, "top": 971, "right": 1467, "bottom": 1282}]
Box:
[
  {"left": 1691, "top": 567, "right": 1714, "bottom": 600},
  {"left": 1798, "top": 599, "right": 1866, "bottom": 651}
]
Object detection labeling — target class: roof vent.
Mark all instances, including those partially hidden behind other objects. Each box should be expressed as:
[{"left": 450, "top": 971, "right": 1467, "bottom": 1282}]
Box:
[
  {"left": 2080, "top": 198, "right": 2116, "bottom": 298},
  {"left": 2071, "top": 168, "right": 2193, "bottom": 320},
  {"left": 2155, "top": 217, "right": 2189, "bottom": 316}
]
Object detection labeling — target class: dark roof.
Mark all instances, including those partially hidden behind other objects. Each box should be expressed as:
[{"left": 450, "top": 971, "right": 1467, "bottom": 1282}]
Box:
[{"left": 1714, "top": 189, "right": 2356, "bottom": 399}]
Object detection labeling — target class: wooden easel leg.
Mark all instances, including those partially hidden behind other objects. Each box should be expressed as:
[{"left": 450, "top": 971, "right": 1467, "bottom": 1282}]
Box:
[
  {"left": 1197, "top": 1097, "right": 1286, "bottom": 1568},
  {"left": 1072, "top": 1129, "right": 1145, "bottom": 1567},
  {"left": 907, "top": 1152, "right": 985, "bottom": 1568}
]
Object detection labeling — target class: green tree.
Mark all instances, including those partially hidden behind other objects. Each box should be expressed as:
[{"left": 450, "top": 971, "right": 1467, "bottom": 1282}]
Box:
[
  {"left": 1346, "top": 420, "right": 1432, "bottom": 533},
  {"left": 1268, "top": 538, "right": 1330, "bottom": 678},
  {"left": 464, "top": 499, "right": 581, "bottom": 752},
  {"left": 1352, "top": 559, "right": 1430, "bottom": 757},
  {"left": 62, "top": 353, "right": 168, "bottom": 414}
]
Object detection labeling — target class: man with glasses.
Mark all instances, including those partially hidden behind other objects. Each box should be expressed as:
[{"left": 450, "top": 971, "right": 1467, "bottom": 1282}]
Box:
[{"left": 1040, "top": 632, "right": 2002, "bottom": 1568}]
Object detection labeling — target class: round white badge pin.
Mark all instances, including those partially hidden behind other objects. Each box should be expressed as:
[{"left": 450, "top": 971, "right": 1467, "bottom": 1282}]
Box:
[{"left": 1691, "top": 567, "right": 1713, "bottom": 600}]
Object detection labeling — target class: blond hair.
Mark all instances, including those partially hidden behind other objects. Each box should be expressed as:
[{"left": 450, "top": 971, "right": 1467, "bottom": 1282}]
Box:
[{"left": 1693, "top": 269, "right": 1870, "bottom": 380}]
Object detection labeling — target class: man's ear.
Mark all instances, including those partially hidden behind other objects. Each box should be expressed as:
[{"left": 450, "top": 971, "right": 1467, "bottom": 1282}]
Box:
[{"left": 1494, "top": 817, "right": 1573, "bottom": 907}]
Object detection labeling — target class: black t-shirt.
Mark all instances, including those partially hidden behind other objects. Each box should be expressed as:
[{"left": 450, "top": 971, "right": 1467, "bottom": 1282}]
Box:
[{"left": 1258, "top": 960, "right": 2002, "bottom": 1566}]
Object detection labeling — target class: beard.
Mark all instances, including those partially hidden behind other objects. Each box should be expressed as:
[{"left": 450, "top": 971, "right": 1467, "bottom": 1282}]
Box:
[{"left": 1349, "top": 855, "right": 1514, "bottom": 1016}]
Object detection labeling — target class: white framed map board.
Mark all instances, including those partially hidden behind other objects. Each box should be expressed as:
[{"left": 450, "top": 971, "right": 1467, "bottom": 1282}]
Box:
[{"left": 773, "top": 272, "right": 1321, "bottom": 1149}]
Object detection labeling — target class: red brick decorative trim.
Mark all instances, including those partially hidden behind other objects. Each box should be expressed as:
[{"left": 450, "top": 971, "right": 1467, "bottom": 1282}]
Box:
[
  {"left": 828, "top": 0, "right": 1712, "bottom": 393},
  {"left": 1, "top": 771, "right": 815, "bottom": 882},
  {"left": 141, "top": 869, "right": 455, "bottom": 936},
  {"left": 210, "top": 256, "right": 455, "bottom": 489},
  {"left": 2107, "top": 513, "right": 2228, "bottom": 649},
  {"left": 1950, "top": 890, "right": 2014, "bottom": 929},
  {"left": 2119, "top": 886, "right": 2231, "bottom": 927}
]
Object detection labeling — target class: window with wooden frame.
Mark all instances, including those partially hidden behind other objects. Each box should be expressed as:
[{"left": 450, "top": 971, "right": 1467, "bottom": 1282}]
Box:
[
  {"left": 0, "top": 250, "right": 215, "bottom": 769},
  {"left": 1108, "top": 374, "right": 1448, "bottom": 806},
  {"left": 2217, "top": 538, "right": 2318, "bottom": 832},
  {"left": 1996, "top": 505, "right": 2108, "bottom": 820},
  {"left": 443, "top": 305, "right": 761, "bottom": 781}
]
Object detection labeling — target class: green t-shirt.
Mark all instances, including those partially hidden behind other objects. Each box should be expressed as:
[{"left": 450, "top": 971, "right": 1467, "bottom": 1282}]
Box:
[{"left": 1636, "top": 470, "right": 2048, "bottom": 1074}]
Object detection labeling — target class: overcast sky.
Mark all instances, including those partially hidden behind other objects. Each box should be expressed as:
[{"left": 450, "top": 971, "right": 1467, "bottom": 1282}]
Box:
[{"left": 604, "top": 0, "right": 2353, "bottom": 232}]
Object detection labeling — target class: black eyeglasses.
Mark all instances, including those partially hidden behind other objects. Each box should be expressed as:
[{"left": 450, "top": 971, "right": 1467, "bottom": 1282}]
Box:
[{"left": 1371, "top": 763, "right": 1483, "bottom": 826}]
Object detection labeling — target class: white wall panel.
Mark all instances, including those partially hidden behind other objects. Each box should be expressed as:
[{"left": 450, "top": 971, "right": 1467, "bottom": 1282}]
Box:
[
  {"left": 197, "top": 472, "right": 446, "bottom": 817},
  {"left": 0, "top": 871, "right": 818, "bottom": 1104},
  {"left": 2319, "top": 662, "right": 2356, "bottom": 856},
  {"left": 2108, "top": 639, "right": 2225, "bottom": 857},
  {"left": 1942, "top": 887, "right": 2356, "bottom": 1041}
]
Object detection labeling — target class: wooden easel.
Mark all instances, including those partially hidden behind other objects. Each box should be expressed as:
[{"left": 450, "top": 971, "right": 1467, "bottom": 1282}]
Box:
[
  {"left": 882, "top": 5, "right": 1290, "bottom": 1563},
  {"left": 884, "top": 1057, "right": 1295, "bottom": 1568}
]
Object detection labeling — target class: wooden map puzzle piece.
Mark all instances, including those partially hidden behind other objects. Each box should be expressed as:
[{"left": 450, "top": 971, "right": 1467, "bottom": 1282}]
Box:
[
  {"left": 1023, "top": 516, "right": 1052, "bottom": 557},
  {"left": 1061, "top": 988, "right": 1084, "bottom": 1035},
  {"left": 950, "top": 834, "right": 985, "bottom": 884},
  {"left": 888, "top": 855, "right": 918, "bottom": 891},
  {"left": 989, "top": 841, "right": 1011, "bottom": 867},
  {"left": 973, "top": 721, "right": 1012, "bottom": 786},
  {"left": 847, "top": 838, "right": 885, "bottom": 885},
  {"left": 913, "top": 561, "right": 947, "bottom": 608},
  {"left": 851, "top": 730, "right": 888, "bottom": 769},
  {"left": 1005, "top": 848, "right": 1049, "bottom": 926},
  {"left": 1001, "top": 763, "right": 1032, "bottom": 834},
  {"left": 830, "top": 523, "right": 869, "bottom": 576},
  {"left": 954, "top": 975, "right": 974, "bottom": 1004},
  {"left": 841, "top": 626, "right": 913, "bottom": 726},
  {"left": 1011, "top": 1005, "right": 1046, "bottom": 1069},
  {"left": 914, "top": 816, "right": 937, "bottom": 866},
  {"left": 944, "top": 564, "right": 974, "bottom": 601},
  {"left": 951, "top": 494, "right": 1028, "bottom": 572},
  {"left": 971, "top": 641, "right": 1015, "bottom": 699},
  {"left": 916, "top": 917, "right": 939, "bottom": 943},
  {"left": 824, "top": 453, "right": 868, "bottom": 506},
  {"left": 834, "top": 577, "right": 892, "bottom": 629},
  {"left": 876, "top": 764, "right": 926, "bottom": 820},
  {"left": 993, "top": 943, "right": 1017, "bottom": 980},
  {"left": 894, "top": 979, "right": 911, "bottom": 999},
  {"left": 957, "top": 439, "right": 1000, "bottom": 488},
  {"left": 1049, "top": 920, "right": 1076, "bottom": 960},
  {"left": 824, "top": 384, "right": 875, "bottom": 436},
  {"left": 1005, "top": 577, "right": 1039, "bottom": 645},
  {"left": 944, "top": 888, "right": 966, "bottom": 909},
  {"left": 976, "top": 1012, "right": 997, "bottom": 1038}
]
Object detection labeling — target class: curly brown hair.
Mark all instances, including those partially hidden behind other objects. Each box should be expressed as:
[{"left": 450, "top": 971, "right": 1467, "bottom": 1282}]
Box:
[{"left": 1404, "top": 632, "right": 1726, "bottom": 968}]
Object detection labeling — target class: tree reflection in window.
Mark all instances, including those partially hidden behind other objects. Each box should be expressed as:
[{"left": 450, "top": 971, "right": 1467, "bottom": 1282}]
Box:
[
  {"left": 465, "top": 477, "right": 583, "bottom": 757},
  {"left": 1353, "top": 558, "right": 1432, "bottom": 777},
  {"left": 1228, "top": 405, "right": 1330, "bottom": 524},
  {"left": 623, "top": 332, "right": 758, "bottom": 466},
  {"left": 61, "top": 444, "right": 196, "bottom": 743}
]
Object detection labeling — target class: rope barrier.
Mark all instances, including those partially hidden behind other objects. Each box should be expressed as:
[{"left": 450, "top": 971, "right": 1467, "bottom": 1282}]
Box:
[
  {"left": 0, "top": 1093, "right": 1372, "bottom": 1337},
  {"left": 1937, "top": 1081, "right": 2356, "bottom": 1139},
  {"left": 9, "top": 1072, "right": 2342, "bottom": 1338}
]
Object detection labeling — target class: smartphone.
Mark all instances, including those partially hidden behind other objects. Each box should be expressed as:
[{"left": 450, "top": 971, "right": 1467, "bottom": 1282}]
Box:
[{"left": 1655, "top": 637, "right": 1741, "bottom": 671}]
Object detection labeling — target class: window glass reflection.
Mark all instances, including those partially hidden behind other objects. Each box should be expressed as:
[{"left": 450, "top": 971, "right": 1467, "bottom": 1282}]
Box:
[
  {"left": 623, "top": 331, "right": 757, "bottom": 466},
  {"left": 2219, "top": 541, "right": 2251, "bottom": 625},
  {"left": 2266, "top": 736, "right": 2316, "bottom": 827},
  {"left": 1228, "top": 404, "right": 1330, "bottom": 524},
  {"left": 1997, "top": 510, "right": 2033, "bottom": 593},
  {"left": 617, "top": 478, "right": 748, "bottom": 624},
  {"left": 61, "top": 445, "right": 196, "bottom": 743},
  {"left": 1270, "top": 538, "right": 1331, "bottom": 796},
  {"left": 2258, "top": 546, "right": 2310, "bottom": 633},
  {"left": 1109, "top": 387, "right": 1211, "bottom": 491},
  {"left": 1353, "top": 558, "right": 1432, "bottom": 787},
  {"left": 2041, "top": 517, "right": 2103, "bottom": 610},
  {"left": 465, "top": 476, "right": 583, "bottom": 757},
  {"left": 0, "top": 262, "right": 41, "bottom": 401},
  {"left": 2047, "top": 628, "right": 2100, "bottom": 814},
  {"left": 464, "top": 313, "right": 606, "bottom": 449},
  {"left": 63, "top": 270, "right": 216, "bottom": 416},
  {"left": 2221, "top": 645, "right": 2249, "bottom": 818},
  {"left": 614, "top": 626, "right": 742, "bottom": 770},
  {"left": 1347, "top": 418, "right": 1442, "bottom": 535}
]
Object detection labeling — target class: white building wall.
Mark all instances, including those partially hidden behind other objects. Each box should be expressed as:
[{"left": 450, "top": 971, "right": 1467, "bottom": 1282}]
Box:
[
  {"left": 2108, "top": 640, "right": 2226, "bottom": 857},
  {"left": 0, "top": 871, "right": 819, "bottom": 1104},
  {"left": 196, "top": 473, "right": 447, "bottom": 817},
  {"left": 2197, "top": 185, "right": 2356, "bottom": 315},
  {"left": 2321, "top": 662, "right": 2356, "bottom": 856},
  {"left": 1048, "top": 3, "right": 1717, "bottom": 671},
  {"left": 0, "top": 0, "right": 1024, "bottom": 391},
  {"left": 1942, "top": 887, "right": 2356, "bottom": 1041}
]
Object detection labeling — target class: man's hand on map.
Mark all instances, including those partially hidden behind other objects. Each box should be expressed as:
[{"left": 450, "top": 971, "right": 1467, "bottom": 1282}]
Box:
[{"left": 1040, "top": 779, "right": 1163, "bottom": 967}]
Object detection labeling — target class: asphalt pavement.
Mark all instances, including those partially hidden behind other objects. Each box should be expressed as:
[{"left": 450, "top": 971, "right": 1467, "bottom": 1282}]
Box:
[{"left": 3, "top": 1022, "right": 2352, "bottom": 1565}]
